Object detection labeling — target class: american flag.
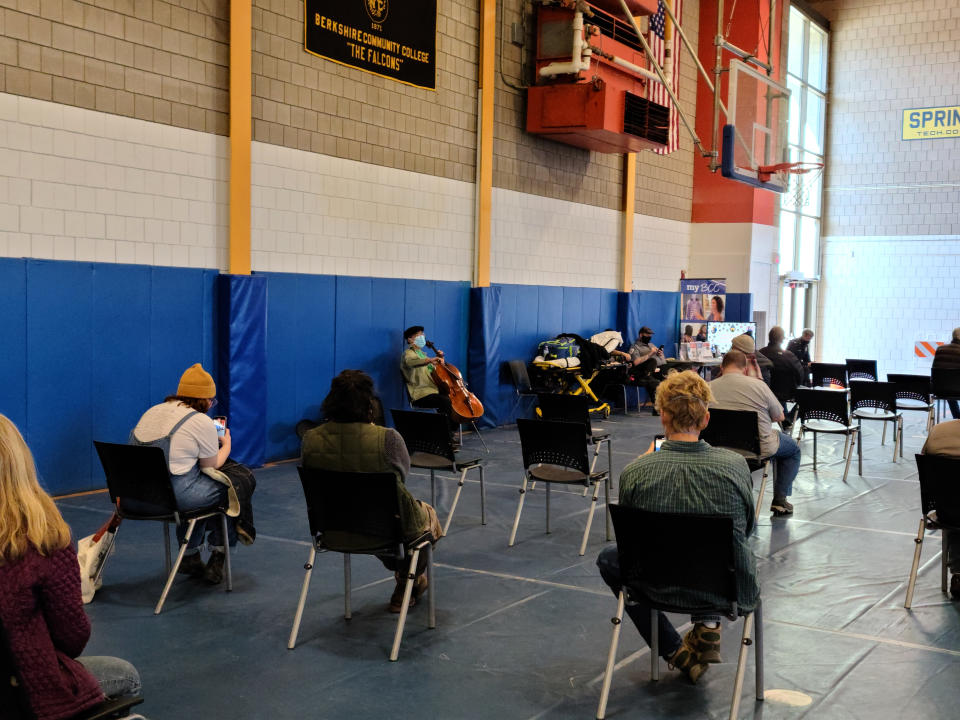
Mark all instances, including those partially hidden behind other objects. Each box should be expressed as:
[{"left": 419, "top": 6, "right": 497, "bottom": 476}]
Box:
[{"left": 648, "top": 0, "right": 683, "bottom": 154}]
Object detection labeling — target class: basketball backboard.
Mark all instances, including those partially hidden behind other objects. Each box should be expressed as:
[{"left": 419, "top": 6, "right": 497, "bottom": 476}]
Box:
[{"left": 721, "top": 59, "right": 791, "bottom": 192}]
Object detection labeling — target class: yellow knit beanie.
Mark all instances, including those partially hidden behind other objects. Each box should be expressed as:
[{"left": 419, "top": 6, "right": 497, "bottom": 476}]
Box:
[{"left": 177, "top": 363, "right": 216, "bottom": 399}]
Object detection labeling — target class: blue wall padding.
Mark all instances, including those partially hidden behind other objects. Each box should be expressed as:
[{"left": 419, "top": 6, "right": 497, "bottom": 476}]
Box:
[
  {"left": 725, "top": 293, "right": 753, "bottom": 322},
  {"left": 217, "top": 275, "right": 268, "bottom": 468},
  {"left": 0, "top": 259, "right": 217, "bottom": 495},
  {"left": 617, "top": 289, "right": 681, "bottom": 352},
  {"left": 467, "top": 286, "right": 502, "bottom": 428}
]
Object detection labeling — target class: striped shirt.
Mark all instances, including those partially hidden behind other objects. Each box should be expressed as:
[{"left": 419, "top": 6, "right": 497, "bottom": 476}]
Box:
[{"left": 618, "top": 440, "right": 759, "bottom": 612}]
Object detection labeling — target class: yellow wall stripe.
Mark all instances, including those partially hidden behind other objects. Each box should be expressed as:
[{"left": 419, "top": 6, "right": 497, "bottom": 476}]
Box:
[
  {"left": 474, "top": 0, "right": 496, "bottom": 288},
  {"left": 621, "top": 153, "right": 636, "bottom": 292},
  {"left": 229, "top": 0, "right": 252, "bottom": 275}
]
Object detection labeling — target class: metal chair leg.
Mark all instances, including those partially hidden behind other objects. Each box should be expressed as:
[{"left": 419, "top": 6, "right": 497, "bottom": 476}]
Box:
[
  {"left": 163, "top": 523, "right": 171, "bottom": 575},
  {"left": 904, "top": 518, "right": 925, "bottom": 609},
  {"left": 942, "top": 532, "right": 949, "bottom": 593},
  {"left": 650, "top": 608, "right": 660, "bottom": 681},
  {"left": 471, "top": 421, "right": 489, "bottom": 453},
  {"left": 426, "top": 544, "right": 436, "bottom": 629},
  {"left": 596, "top": 590, "right": 626, "bottom": 720},
  {"left": 155, "top": 518, "right": 197, "bottom": 615},
  {"left": 841, "top": 431, "right": 855, "bottom": 484},
  {"left": 754, "top": 600, "right": 764, "bottom": 701},
  {"left": 287, "top": 546, "right": 316, "bottom": 649},
  {"left": 545, "top": 483, "right": 551, "bottom": 534},
  {"left": 729, "top": 612, "right": 755, "bottom": 720},
  {"left": 221, "top": 514, "right": 232, "bottom": 592},
  {"left": 508, "top": 476, "right": 529, "bottom": 547},
  {"left": 579, "top": 482, "right": 602, "bottom": 556},
  {"left": 891, "top": 418, "right": 898, "bottom": 462},
  {"left": 755, "top": 464, "right": 768, "bottom": 522},
  {"left": 857, "top": 428, "right": 863, "bottom": 476},
  {"left": 813, "top": 431, "right": 818, "bottom": 471},
  {"left": 881, "top": 420, "right": 887, "bottom": 445},
  {"left": 389, "top": 547, "right": 421, "bottom": 661},
  {"left": 604, "top": 475, "right": 611, "bottom": 541},
  {"left": 344, "top": 554, "right": 352, "bottom": 619},
  {"left": 430, "top": 469, "right": 436, "bottom": 506},
  {"left": 442, "top": 468, "right": 468, "bottom": 536},
  {"left": 479, "top": 465, "right": 486, "bottom": 525}
]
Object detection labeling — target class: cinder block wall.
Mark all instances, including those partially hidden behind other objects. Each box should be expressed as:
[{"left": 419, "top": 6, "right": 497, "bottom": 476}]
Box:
[{"left": 812, "top": 0, "right": 960, "bottom": 374}]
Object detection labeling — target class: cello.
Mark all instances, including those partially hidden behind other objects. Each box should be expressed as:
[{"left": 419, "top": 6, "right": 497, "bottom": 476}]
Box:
[{"left": 425, "top": 341, "right": 484, "bottom": 423}]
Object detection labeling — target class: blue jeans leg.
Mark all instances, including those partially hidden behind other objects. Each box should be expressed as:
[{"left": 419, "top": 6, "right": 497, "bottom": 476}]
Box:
[
  {"left": 596, "top": 546, "right": 682, "bottom": 659},
  {"left": 772, "top": 431, "right": 801, "bottom": 498},
  {"left": 77, "top": 656, "right": 141, "bottom": 698},
  {"left": 172, "top": 474, "right": 234, "bottom": 550}
]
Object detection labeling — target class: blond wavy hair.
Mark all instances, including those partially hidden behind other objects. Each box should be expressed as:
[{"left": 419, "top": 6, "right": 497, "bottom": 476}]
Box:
[
  {"left": 654, "top": 370, "right": 714, "bottom": 433},
  {"left": 0, "top": 414, "right": 71, "bottom": 563}
]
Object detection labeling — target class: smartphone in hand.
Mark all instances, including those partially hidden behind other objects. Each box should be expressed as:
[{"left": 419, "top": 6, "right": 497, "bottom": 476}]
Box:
[
  {"left": 213, "top": 416, "right": 227, "bottom": 438},
  {"left": 654, "top": 434, "right": 665, "bottom": 451}
]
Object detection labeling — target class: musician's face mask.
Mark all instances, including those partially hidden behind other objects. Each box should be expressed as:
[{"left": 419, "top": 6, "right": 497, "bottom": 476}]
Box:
[{"left": 413, "top": 335, "right": 427, "bottom": 348}]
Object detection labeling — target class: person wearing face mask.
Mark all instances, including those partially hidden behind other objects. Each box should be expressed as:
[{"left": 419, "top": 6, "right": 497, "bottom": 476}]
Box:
[
  {"left": 627, "top": 326, "right": 666, "bottom": 414},
  {"left": 401, "top": 325, "right": 458, "bottom": 442},
  {"left": 786, "top": 329, "right": 814, "bottom": 384}
]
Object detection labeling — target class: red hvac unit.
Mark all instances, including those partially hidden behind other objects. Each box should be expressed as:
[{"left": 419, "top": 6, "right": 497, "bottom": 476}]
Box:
[{"left": 526, "top": 1, "right": 670, "bottom": 153}]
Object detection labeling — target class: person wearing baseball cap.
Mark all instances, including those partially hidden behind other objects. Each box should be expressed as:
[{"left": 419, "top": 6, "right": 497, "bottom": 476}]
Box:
[
  {"left": 626, "top": 326, "right": 666, "bottom": 414},
  {"left": 130, "top": 363, "right": 256, "bottom": 584}
]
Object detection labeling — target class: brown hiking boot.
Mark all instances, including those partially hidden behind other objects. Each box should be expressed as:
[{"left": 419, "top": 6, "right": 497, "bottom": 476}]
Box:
[
  {"left": 177, "top": 552, "right": 205, "bottom": 578},
  {"left": 667, "top": 633, "right": 709, "bottom": 684},
  {"left": 203, "top": 551, "right": 226, "bottom": 584},
  {"left": 684, "top": 622, "right": 723, "bottom": 664}
]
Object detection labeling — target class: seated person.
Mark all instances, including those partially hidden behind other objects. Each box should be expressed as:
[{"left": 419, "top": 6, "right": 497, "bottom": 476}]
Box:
[
  {"left": 682, "top": 324, "right": 695, "bottom": 343},
  {"left": 627, "top": 326, "right": 666, "bottom": 413},
  {"left": 710, "top": 350, "right": 801, "bottom": 517},
  {"left": 301, "top": 370, "right": 443, "bottom": 613},
  {"left": 786, "top": 328, "right": 814, "bottom": 384},
  {"left": 0, "top": 414, "right": 145, "bottom": 719},
  {"left": 401, "top": 325, "right": 458, "bottom": 443},
  {"left": 730, "top": 334, "right": 773, "bottom": 386},
  {"left": 921, "top": 419, "right": 960, "bottom": 599},
  {"left": 131, "top": 363, "right": 256, "bottom": 584},
  {"left": 932, "top": 328, "right": 960, "bottom": 419},
  {"left": 759, "top": 326, "right": 805, "bottom": 421},
  {"left": 596, "top": 372, "right": 758, "bottom": 684}
]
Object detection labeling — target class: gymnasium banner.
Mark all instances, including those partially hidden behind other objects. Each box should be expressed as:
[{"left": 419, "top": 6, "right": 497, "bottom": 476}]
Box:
[
  {"left": 679, "top": 278, "right": 726, "bottom": 345},
  {"left": 305, "top": 0, "right": 437, "bottom": 90}
]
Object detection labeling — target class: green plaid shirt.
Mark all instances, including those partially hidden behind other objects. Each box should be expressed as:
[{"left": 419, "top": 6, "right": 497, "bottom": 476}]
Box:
[{"left": 618, "top": 439, "right": 759, "bottom": 613}]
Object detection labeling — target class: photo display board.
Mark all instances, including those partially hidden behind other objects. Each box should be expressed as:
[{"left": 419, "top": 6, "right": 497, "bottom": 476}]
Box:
[
  {"left": 305, "top": 0, "right": 437, "bottom": 90},
  {"left": 679, "top": 278, "right": 726, "bottom": 344}
]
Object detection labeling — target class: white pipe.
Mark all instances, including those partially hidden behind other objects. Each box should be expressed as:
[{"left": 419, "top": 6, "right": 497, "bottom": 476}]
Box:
[
  {"left": 539, "top": 11, "right": 592, "bottom": 78},
  {"left": 608, "top": 54, "right": 660, "bottom": 84}
]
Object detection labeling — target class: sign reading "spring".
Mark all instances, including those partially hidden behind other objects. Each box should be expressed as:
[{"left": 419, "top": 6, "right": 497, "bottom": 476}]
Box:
[{"left": 902, "top": 105, "right": 960, "bottom": 140}]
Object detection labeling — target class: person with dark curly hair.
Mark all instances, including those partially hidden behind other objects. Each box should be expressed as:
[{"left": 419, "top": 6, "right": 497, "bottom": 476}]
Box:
[
  {"left": 301, "top": 370, "right": 442, "bottom": 613},
  {"left": 707, "top": 295, "right": 725, "bottom": 322}
]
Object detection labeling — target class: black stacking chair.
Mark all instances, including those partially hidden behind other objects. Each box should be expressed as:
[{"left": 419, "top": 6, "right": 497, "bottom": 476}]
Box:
[
  {"left": 508, "top": 418, "right": 610, "bottom": 556},
  {"left": 401, "top": 382, "right": 487, "bottom": 453},
  {"left": 93, "top": 441, "right": 233, "bottom": 615},
  {"left": 931, "top": 368, "right": 960, "bottom": 423},
  {"left": 849, "top": 381, "right": 903, "bottom": 462},
  {"left": 845, "top": 358, "right": 878, "bottom": 382},
  {"left": 904, "top": 454, "right": 960, "bottom": 609},
  {"left": 536, "top": 393, "right": 612, "bottom": 494},
  {"left": 0, "top": 618, "right": 145, "bottom": 720},
  {"left": 287, "top": 468, "right": 437, "bottom": 661},
  {"left": 888, "top": 373, "right": 935, "bottom": 434},
  {"left": 701, "top": 408, "right": 770, "bottom": 520},
  {"left": 391, "top": 409, "right": 485, "bottom": 535},
  {"left": 795, "top": 388, "right": 861, "bottom": 482},
  {"left": 811, "top": 362, "right": 848, "bottom": 389},
  {"left": 507, "top": 359, "right": 547, "bottom": 421},
  {"left": 596, "top": 505, "right": 763, "bottom": 720}
]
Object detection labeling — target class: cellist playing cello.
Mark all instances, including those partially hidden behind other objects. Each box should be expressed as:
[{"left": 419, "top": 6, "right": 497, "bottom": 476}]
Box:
[{"left": 401, "top": 325, "right": 459, "bottom": 445}]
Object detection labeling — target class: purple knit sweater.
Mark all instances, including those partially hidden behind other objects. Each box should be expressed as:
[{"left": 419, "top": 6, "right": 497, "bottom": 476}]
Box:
[{"left": 0, "top": 544, "right": 104, "bottom": 720}]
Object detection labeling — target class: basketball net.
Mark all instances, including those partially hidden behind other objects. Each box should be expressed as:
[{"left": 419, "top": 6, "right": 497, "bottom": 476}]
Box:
[{"left": 757, "top": 161, "right": 825, "bottom": 209}]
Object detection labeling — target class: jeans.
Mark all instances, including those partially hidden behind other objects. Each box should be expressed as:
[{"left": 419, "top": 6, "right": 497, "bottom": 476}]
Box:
[
  {"left": 77, "top": 656, "right": 141, "bottom": 699},
  {"left": 171, "top": 469, "right": 233, "bottom": 552},
  {"left": 596, "top": 547, "right": 720, "bottom": 659},
  {"left": 771, "top": 430, "right": 801, "bottom": 499}
]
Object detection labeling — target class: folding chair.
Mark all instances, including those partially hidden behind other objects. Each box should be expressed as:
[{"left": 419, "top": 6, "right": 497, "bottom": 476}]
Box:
[
  {"left": 887, "top": 373, "right": 935, "bottom": 434},
  {"left": 597, "top": 505, "right": 763, "bottom": 720},
  {"left": 811, "top": 362, "right": 848, "bottom": 389},
  {"left": 390, "top": 408, "right": 485, "bottom": 535},
  {"left": 931, "top": 367, "right": 960, "bottom": 423},
  {"left": 402, "top": 383, "right": 488, "bottom": 453},
  {"left": 536, "top": 393, "right": 613, "bottom": 499},
  {"left": 507, "top": 359, "right": 547, "bottom": 421},
  {"left": 700, "top": 408, "right": 771, "bottom": 521},
  {"left": 93, "top": 441, "right": 233, "bottom": 615},
  {"left": 0, "top": 617, "right": 145, "bottom": 720},
  {"left": 849, "top": 380, "right": 903, "bottom": 462},
  {"left": 795, "top": 388, "right": 861, "bottom": 482},
  {"left": 845, "top": 358, "right": 878, "bottom": 382},
  {"left": 508, "top": 418, "right": 610, "bottom": 556},
  {"left": 287, "top": 468, "right": 437, "bottom": 661},
  {"left": 904, "top": 454, "right": 960, "bottom": 609}
]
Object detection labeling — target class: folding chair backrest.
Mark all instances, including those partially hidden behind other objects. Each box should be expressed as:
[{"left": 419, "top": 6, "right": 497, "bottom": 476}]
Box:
[
  {"left": 914, "top": 454, "right": 960, "bottom": 527},
  {"left": 931, "top": 368, "right": 960, "bottom": 398},
  {"left": 845, "top": 359, "right": 878, "bottom": 382},
  {"left": 516, "top": 418, "right": 590, "bottom": 475},
  {"left": 0, "top": 618, "right": 31, "bottom": 719},
  {"left": 508, "top": 360, "right": 533, "bottom": 394},
  {"left": 535, "top": 393, "right": 593, "bottom": 436},
  {"left": 609, "top": 504, "right": 738, "bottom": 611},
  {"left": 296, "top": 467, "right": 403, "bottom": 546},
  {"left": 811, "top": 362, "right": 848, "bottom": 389},
  {"left": 93, "top": 441, "right": 178, "bottom": 512},
  {"left": 700, "top": 408, "right": 761, "bottom": 457},
  {"left": 887, "top": 374, "right": 932, "bottom": 404},
  {"left": 390, "top": 408, "right": 455, "bottom": 462},
  {"left": 849, "top": 380, "right": 897, "bottom": 414},
  {"left": 796, "top": 387, "right": 850, "bottom": 426}
]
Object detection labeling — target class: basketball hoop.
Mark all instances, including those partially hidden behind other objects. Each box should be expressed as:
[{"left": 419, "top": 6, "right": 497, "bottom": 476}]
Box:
[{"left": 757, "top": 161, "right": 824, "bottom": 208}]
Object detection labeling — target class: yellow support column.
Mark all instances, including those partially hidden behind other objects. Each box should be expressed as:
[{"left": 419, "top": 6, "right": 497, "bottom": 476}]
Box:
[
  {"left": 474, "top": 0, "right": 496, "bottom": 288},
  {"left": 620, "top": 153, "right": 636, "bottom": 292},
  {"left": 229, "top": 0, "right": 252, "bottom": 275}
]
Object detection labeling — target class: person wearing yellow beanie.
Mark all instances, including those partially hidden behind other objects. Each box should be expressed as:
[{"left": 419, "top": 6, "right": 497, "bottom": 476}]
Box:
[{"left": 130, "top": 364, "right": 256, "bottom": 585}]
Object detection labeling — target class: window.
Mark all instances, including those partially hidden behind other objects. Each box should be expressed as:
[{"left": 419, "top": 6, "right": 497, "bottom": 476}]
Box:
[{"left": 778, "top": 6, "right": 828, "bottom": 340}]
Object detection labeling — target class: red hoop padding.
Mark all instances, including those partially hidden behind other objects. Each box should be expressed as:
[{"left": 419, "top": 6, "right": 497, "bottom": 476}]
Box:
[{"left": 756, "top": 161, "right": 824, "bottom": 183}]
